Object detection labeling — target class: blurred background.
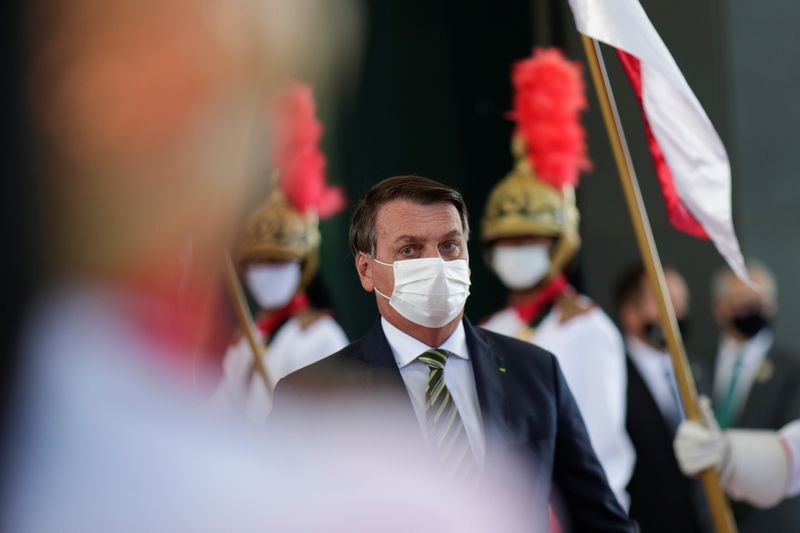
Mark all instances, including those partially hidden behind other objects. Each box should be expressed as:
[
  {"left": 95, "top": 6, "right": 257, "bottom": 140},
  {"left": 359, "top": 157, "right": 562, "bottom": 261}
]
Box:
[
  {"left": 310, "top": 0, "right": 800, "bottom": 359},
  {"left": 4, "top": 0, "right": 800, "bottom": 379}
]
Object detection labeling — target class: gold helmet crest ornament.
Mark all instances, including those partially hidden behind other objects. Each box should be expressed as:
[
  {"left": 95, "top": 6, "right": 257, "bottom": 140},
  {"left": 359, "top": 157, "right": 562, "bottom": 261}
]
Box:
[
  {"left": 482, "top": 48, "right": 590, "bottom": 279},
  {"left": 236, "top": 83, "right": 345, "bottom": 293}
]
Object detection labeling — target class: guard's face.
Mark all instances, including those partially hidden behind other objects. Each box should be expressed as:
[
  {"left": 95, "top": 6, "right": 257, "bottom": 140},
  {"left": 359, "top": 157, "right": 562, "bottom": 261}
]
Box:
[
  {"left": 355, "top": 199, "right": 468, "bottom": 310},
  {"left": 489, "top": 236, "right": 555, "bottom": 290},
  {"left": 243, "top": 260, "right": 302, "bottom": 310}
]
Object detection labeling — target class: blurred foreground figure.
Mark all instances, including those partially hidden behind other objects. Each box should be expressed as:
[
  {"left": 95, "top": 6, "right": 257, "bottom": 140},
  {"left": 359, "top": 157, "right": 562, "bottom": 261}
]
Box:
[
  {"left": 4, "top": 1, "right": 526, "bottom": 532},
  {"left": 480, "top": 49, "right": 633, "bottom": 510},
  {"left": 616, "top": 263, "right": 710, "bottom": 533},
  {"left": 212, "top": 83, "right": 347, "bottom": 422},
  {"left": 4, "top": 302, "right": 530, "bottom": 532},
  {"left": 675, "top": 261, "right": 800, "bottom": 531},
  {"left": 279, "top": 175, "right": 635, "bottom": 532}
]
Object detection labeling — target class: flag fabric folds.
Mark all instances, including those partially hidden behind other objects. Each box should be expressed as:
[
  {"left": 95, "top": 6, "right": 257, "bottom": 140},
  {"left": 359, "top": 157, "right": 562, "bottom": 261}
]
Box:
[{"left": 567, "top": 0, "right": 749, "bottom": 281}]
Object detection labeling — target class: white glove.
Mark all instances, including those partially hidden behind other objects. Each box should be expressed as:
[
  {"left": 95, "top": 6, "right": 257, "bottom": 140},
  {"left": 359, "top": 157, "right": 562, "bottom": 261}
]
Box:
[
  {"left": 723, "top": 429, "right": 789, "bottom": 508},
  {"left": 674, "top": 396, "right": 727, "bottom": 475},
  {"left": 674, "top": 396, "right": 790, "bottom": 508}
]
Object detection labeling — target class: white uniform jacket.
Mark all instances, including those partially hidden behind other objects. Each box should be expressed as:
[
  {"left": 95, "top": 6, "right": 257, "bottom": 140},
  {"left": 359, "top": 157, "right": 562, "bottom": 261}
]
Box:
[{"left": 212, "top": 313, "right": 348, "bottom": 423}]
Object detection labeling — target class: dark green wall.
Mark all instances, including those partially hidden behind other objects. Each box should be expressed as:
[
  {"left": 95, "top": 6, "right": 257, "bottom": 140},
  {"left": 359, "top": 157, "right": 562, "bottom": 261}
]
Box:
[{"left": 320, "top": 0, "right": 537, "bottom": 339}]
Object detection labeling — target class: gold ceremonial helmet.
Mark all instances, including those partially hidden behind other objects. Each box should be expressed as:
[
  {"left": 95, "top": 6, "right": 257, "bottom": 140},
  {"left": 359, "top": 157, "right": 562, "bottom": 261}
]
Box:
[
  {"left": 236, "top": 185, "right": 320, "bottom": 292},
  {"left": 481, "top": 136, "right": 580, "bottom": 278}
]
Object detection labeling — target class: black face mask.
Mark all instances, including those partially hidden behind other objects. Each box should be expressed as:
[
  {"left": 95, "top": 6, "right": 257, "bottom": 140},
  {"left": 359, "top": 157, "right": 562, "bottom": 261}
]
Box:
[
  {"left": 643, "top": 318, "right": 690, "bottom": 351},
  {"left": 730, "top": 311, "right": 770, "bottom": 339}
]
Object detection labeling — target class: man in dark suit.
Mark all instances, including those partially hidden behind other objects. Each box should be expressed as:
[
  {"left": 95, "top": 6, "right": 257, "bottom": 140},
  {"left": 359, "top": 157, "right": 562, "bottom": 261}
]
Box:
[
  {"left": 279, "top": 175, "right": 633, "bottom": 532},
  {"left": 694, "top": 261, "right": 800, "bottom": 532},
  {"left": 615, "top": 263, "right": 711, "bottom": 533}
]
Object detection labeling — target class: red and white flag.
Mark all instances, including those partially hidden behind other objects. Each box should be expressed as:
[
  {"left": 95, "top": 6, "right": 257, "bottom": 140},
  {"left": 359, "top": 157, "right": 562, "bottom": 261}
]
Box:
[{"left": 567, "top": 0, "right": 748, "bottom": 281}]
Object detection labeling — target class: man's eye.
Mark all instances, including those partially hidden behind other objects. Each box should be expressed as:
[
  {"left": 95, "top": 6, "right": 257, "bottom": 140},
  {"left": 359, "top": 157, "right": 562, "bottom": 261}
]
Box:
[
  {"left": 399, "top": 246, "right": 416, "bottom": 256},
  {"left": 440, "top": 241, "right": 459, "bottom": 252}
]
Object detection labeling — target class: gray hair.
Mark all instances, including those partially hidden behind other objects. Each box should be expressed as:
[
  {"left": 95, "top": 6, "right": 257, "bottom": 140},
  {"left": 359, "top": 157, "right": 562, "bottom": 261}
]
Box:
[{"left": 711, "top": 259, "right": 777, "bottom": 304}]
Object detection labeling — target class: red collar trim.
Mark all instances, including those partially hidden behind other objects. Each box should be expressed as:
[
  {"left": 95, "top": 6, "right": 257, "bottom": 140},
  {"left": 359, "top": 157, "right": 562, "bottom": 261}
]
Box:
[
  {"left": 256, "top": 293, "right": 310, "bottom": 337},
  {"left": 512, "top": 274, "right": 569, "bottom": 324}
]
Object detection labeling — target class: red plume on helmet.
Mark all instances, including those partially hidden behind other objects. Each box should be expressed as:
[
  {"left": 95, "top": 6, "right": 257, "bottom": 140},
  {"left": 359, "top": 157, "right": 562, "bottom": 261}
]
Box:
[
  {"left": 269, "top": 82, "right": 345, "bottom": 219},
  {"left": 509, "top": 48, "right": 591, "bottom": 189}
]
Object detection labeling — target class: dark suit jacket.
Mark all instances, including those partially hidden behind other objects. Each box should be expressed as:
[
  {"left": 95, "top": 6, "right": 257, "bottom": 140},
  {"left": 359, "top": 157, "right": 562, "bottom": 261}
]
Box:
[
  {"left": 701, "top": 343, "right": 800, "bottom": 533},
  {"left": 625, "top": 356, "right": 711, "bottom": 533},
  {"left": 277, "top": 317, "right": 634, "bottom": 532}
]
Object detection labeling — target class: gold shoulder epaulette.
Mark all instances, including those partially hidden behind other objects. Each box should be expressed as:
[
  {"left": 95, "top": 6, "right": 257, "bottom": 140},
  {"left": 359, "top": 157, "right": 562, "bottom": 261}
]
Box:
[
  {"left": 556, "top": 292, "right": 595, "bottom": 324},
  {"left": 295, "top": 308, "right": 330, "bottom": 330}
]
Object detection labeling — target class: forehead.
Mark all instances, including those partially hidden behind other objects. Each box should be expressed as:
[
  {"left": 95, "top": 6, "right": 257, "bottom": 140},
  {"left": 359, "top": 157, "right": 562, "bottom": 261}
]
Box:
[
  {"left": 375, "top": 200, "right": 462, "bottom": 243},
  {"left": 665, "top": 271, "right": 688, "bottom": 300},
  {"left": 636, "top": 272, "right": 687, "bottom": 306},
  {"left": 724, "top": 272, "right": 768, "bottom": 300}
]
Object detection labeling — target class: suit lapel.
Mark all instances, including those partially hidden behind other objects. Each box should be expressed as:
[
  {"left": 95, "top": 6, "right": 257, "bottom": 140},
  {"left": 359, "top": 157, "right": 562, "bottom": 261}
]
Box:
[
  {"left": 352, "top": 318, "right": 407, "bottom": 388},
  {"left": 345, "top": 318, "right": 421, "bottom": 432},
  {"left": 626, "top": 356, "right": 676, "bottom": 438},
  {"left": 355, "top": 318, "right": 402, "bottom": 368},
  {"left": 463, "top": 319, "right": 509, "bottom": 440},
  {"left": 736, "top": 354, "right": 778, "bottom": 428}
]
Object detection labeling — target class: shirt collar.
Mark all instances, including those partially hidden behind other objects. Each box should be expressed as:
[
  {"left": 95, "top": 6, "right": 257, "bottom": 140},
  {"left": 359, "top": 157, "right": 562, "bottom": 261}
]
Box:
[
  {"left": 627, "top": 335, "right": 672, "bottom": 369},
  {"left": 380, "top": 317, "right": 469, "bottom": 368},
  {"left": 720, "top": 328, "right": 774, "bottom": 362}
]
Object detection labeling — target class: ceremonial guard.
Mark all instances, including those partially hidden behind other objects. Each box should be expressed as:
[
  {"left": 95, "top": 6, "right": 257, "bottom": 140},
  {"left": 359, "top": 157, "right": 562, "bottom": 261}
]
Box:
[
  {"left": 212, "top": 83, "right": 348, "bottom": 423},
  {"left": 480, "top": 49, "right": 634, "bottom": 508}
]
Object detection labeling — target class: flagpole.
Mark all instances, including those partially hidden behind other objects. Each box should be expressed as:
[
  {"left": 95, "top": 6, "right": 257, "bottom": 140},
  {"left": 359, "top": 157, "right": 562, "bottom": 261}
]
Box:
[
  {"left": 223, "top": 252, "right": 273, "bottom": 393},
  {"left": 579, "top": 35, "right": 737, "bottom": 533}
]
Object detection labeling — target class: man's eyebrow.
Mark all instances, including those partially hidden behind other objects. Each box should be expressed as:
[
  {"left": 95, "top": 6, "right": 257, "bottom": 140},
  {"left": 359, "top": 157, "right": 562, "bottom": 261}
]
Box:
[
  {"left": 392, "top": 230, "right": 462, "bottom": 244},
  {"left": 439, "top": 229, "right": 462, "bottom": 240}
]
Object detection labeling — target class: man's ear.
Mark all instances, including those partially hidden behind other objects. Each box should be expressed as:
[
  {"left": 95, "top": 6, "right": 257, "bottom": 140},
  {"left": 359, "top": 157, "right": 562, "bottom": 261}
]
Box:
[{"left": 355, "top": 252, "right": 374, "bottom": 293}]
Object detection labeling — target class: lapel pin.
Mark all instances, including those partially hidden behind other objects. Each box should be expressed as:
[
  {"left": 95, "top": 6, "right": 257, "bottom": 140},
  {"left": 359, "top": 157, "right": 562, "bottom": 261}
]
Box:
[
  {"left": 756, "top": 359, "right": 774, "bottom": 383},
  {"left": 499, "top": 367, "right": 507, "bottom": 373}
]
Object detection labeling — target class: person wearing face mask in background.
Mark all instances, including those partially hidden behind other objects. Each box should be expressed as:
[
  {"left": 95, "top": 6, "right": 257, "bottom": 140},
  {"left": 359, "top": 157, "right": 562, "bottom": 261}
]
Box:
[
  {"left": 615, "top": 263, "right": 712, "bottom": 533},
  {"left": 211, "top": 84, "right": 348, "bottom": 423},
  {"left": 277, "top": 175, "right": 635, "bottom": 533},
  {"left": 673, "top": 260, "right": 800, "bottom": 533},
  {"left": 480, "top": 49, "right": 634, "bottom": 512}
]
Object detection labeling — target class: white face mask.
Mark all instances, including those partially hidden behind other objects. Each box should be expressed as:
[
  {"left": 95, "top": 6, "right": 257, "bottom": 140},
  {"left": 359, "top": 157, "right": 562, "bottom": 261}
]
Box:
[
  {"left": 491, "top": 244, "right": 551, "bottom": 290},
  {"left": 372, "top": 257, "right": 471, "bottom": 328},
  {"left": 244, "top": 262, "right": 302, "bottom": 310}
]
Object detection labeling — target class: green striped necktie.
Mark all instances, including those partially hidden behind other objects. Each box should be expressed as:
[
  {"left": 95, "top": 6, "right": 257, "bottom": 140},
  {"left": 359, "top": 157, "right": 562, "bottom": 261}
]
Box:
[
  {"left": 716, "top": 350, "right": 745, "bottom": 429},
  {"left": 418, "top": 348, "right": 476, "bottom": 484}
]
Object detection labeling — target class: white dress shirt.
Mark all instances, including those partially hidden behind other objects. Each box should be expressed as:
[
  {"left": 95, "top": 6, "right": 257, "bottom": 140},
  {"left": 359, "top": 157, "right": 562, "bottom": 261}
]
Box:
[
  {"left": 380, "top": 317, "right": 485, "bottom": 467},
  {"left": 780, "top": 419, "right": 800, "bottom": 497},
  {"left": 627, "top": 336, "right": 684, "bottom": 427},
  {"left": 712, "top": 329, "right": 774, "bottom": 420}
]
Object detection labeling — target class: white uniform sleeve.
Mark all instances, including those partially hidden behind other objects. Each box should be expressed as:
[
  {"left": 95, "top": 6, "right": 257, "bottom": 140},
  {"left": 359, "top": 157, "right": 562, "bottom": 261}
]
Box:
[
  {"left": 553, "top": 309, "right": 635, "bottom": 510},
  {"left": 209, "top": 334, "right": 264, "bottom": 417},
  {"left": 780, "top": 419, "right": 800, "bottom": 497},
  {"left": 211, "top": 316, "right": 348, "bottom": 423},
  {"left": 264, "top": 315, "right": 348, "bottom": 385}
]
